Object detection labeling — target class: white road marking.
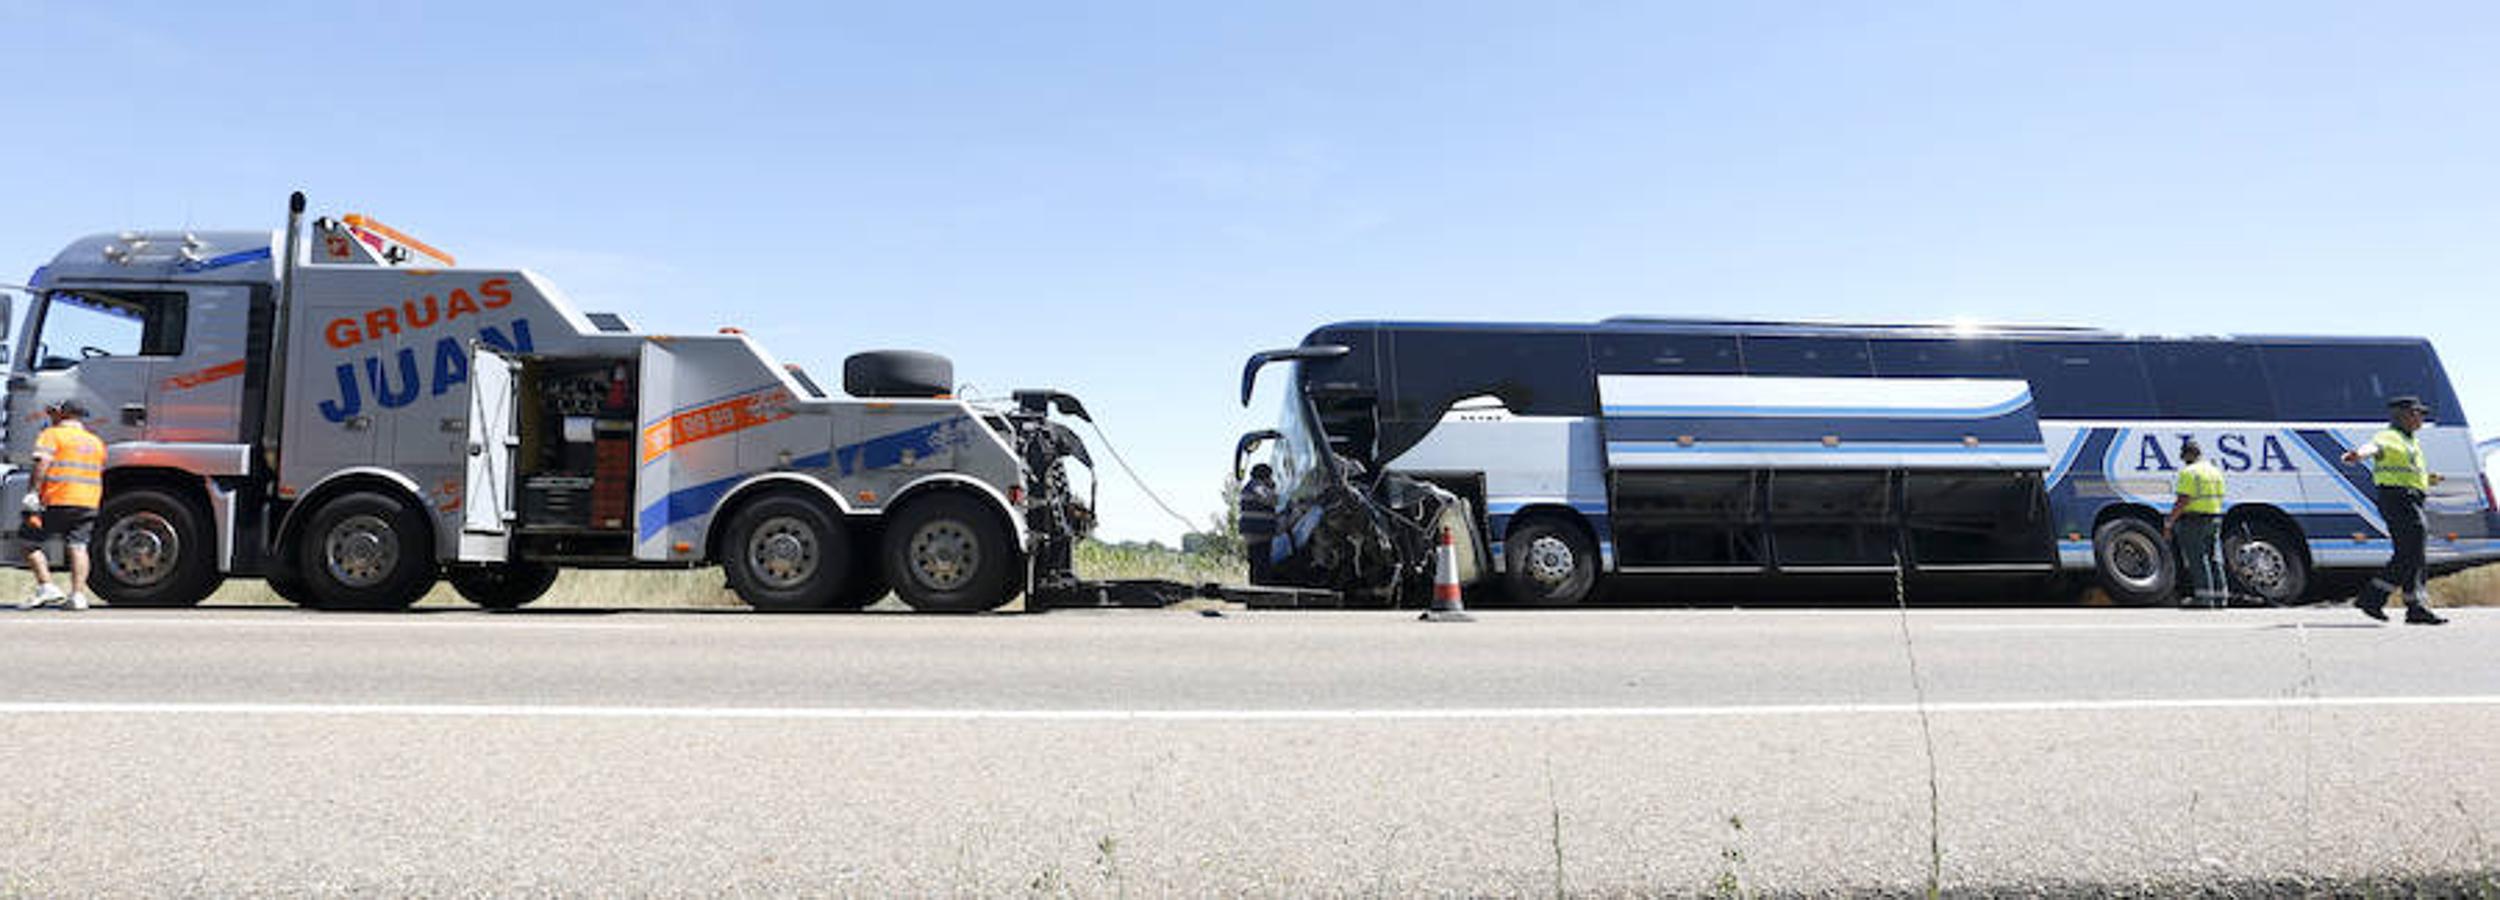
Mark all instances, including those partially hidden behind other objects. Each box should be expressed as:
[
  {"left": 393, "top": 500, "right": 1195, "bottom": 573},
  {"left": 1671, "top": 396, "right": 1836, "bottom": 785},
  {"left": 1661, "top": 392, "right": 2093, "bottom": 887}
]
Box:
[
  {"left": 1929, "top": 622, "right": 2306, "bottom": 632},
  {"left": 0, "top": 617, "right": 654, "bottom": 631},
  {"left": 2, "top": 696, "right": 2497, "bottom": 721}
]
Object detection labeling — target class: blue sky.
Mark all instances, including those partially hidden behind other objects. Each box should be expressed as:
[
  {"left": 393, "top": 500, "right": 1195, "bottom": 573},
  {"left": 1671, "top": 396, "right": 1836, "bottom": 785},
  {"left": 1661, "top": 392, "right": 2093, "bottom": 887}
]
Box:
[{"left": 5, "top": 1, "right": 2497, "bottom": 541}]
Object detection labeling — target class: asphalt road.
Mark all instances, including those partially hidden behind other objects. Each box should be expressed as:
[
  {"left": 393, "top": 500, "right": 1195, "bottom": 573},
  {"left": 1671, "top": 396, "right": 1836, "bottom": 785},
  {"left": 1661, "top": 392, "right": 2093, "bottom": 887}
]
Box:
[{"left": 3, "top": 604, "right": 2497, "bottom": 896}]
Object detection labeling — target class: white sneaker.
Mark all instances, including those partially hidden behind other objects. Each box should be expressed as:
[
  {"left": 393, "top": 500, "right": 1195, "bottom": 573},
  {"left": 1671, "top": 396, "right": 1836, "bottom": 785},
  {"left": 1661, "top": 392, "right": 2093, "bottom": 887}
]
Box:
[
  {"left": 20, "top": 583, "right": 66, "bottom": 610},
  {"left": 68, "top": 593, "right": 92, "bottom": 611}
]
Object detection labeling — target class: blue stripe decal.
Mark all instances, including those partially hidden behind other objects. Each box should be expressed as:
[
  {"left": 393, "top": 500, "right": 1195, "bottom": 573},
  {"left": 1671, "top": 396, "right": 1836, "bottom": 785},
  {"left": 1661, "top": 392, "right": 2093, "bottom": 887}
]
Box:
[
  {"left": 834, "top": 416, "right": 975, "bottom": 477},
  {"left": 1610, "top": 441, "right": 2045, "bottom": 455},
  {"left": 176, "top": 246, "right": 271, "bottom": 273},
  {"left": 1483, "top": 499, "right": 1610, "bottom": 515},
  {"left": 637, "top": 473, "right": 745, "bottom": 541},
  {"left": 1604, "top": 414, "right": 2038, "bottom": 444},
  {"left": 2289, "top": 429, "right": 2386, "bottom": 534},
  {"left": 2044, "top": 431, "right": 2093, "bottom": 490},
  {"left": 1602, "top": 394, "right": 2032, "bottom": 420}
]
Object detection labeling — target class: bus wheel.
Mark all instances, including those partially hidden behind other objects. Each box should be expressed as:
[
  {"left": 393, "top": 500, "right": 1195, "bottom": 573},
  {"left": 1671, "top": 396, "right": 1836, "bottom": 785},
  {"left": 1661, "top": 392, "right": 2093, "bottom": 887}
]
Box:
[
  {"left": 297, "top": 491, "right": 439, "bottom": 611},
  {"left": 884, "top": 492, "right": 1019, "bottom": 613},
  {"left": 2225, "top": 521, "right": 2309, "bottom": 606},
  {"left": 449, "top": 562, "right": 560, "bottom": 610},
  {"left": 722, "top": 492, "right": 857, "bottom": 611},
  {"left": 1503, "top": 518, "right": 1598, "bottom": 607},
  {"left": 91, "top": 488, "right": 225, "bottom": 607},
  {"left": 2092, "top": 517, "right": 2174, "bottom": 607}
]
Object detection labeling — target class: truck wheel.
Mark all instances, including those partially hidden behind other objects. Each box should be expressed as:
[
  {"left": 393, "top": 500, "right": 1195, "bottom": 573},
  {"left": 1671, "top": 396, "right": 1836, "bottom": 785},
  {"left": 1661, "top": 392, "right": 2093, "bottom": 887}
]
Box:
[
  {"left": 449, "top": 562, "right": 560, "bottom": 610},
  {"left": 722, "top": 492, "right": 857, "bottom": 611},
  {"left": 91, "top": 488, "right": 225, "bottom": 607},
  {"left": 2092, "top": 517, "right": 2174, "bottom": 607},
  {"left": 297, "top": 491, "right": 438, "bottom": 611},
  {"left": 2224, "top": 520, "right": 2309, "bottom": 606},
  {"left": 1502, "top": 518, "right": 1598, "bottom": 607},
  {"left": 833, "top": 547, "right": 890, "bottom": 610},
  {"left": 265, "top": 568, "right": 313, "bottom": 607},
  {"left": 883, "top": 492, "right": 1019, "bottom": 613}
]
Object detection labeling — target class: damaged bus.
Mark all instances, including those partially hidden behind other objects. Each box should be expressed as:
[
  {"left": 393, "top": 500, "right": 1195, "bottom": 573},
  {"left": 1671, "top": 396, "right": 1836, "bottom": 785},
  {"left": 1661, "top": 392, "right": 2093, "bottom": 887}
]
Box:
[{"left": 1237, "top": 318, "right": 2500, "bottom": 607}]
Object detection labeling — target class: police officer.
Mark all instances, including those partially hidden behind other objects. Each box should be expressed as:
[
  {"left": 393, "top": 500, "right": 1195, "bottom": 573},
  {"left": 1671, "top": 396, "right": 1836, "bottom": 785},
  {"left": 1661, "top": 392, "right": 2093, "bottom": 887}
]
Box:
[
  {"left": 2165, "top": 438, "right": 2229, "bottom": 609},
  {"left": 2340, "top": 396, "right": 2448, "bottom": 625},
  {"left": 18, "top": 401, "right": 105, "bottom": 611}
]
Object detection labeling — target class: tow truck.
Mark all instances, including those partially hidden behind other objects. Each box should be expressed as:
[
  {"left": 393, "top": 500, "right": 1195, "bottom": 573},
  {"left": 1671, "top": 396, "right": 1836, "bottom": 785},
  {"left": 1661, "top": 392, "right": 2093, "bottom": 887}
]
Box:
[{"left": 0, "top": 194, "right": 1112, "bottom": 612}]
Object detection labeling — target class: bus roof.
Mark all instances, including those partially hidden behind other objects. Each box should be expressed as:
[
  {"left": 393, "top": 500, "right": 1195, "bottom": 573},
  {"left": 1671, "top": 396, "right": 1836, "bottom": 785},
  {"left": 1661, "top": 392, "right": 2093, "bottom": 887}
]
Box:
[{"left": 1309, "top": 317, "right": 2435, "bottom": 347}]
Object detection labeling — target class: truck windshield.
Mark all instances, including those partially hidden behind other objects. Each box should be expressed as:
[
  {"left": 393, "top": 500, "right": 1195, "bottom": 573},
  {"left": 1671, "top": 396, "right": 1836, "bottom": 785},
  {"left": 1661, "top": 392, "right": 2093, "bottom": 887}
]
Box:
[{"left": 1271, "top": 363, "right": 1336, "bottom": 507}]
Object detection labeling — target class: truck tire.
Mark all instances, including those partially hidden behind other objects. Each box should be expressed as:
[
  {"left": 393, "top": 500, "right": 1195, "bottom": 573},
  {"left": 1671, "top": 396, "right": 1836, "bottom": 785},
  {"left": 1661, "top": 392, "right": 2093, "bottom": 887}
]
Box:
[
  {"left": 721, "top": 492, "right": 859, "bottom": 611},
  {"left": 91, "top": 488, "right": 225, "bottom": 607},
  {"left": 883, "top": 492, "right": 1019, "bottom": 613},
  {"left": 1501, "top": 517, "right": 1598, "bottom": 607},
  {"left": 265, "top": 568, "right": 313, "bottom": 607},
  {"left": 2092, "top": 516, "right": 2175, "bottom": 607},
  {"left": 842, "top": 350, "right": 953, "bottom": 399},
  {"left": 449, "top": 562, "right": 560, "bottom": 610},
  {"left": 296, "top": 491, "right": 438, "bottom": 611}
]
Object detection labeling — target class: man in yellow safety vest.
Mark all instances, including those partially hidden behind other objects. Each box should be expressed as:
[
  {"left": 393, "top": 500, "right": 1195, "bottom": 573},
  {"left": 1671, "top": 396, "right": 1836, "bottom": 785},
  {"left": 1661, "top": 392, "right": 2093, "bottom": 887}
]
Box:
[
  {"left": 19, "top": 401, "right": 106, "bottom": 611},
  {"left": 2165, "top": 438, "right": 2229, "bottom": 609},
  {"left": 2340, "top": 396, "right": 2448, "bottom": 625}
]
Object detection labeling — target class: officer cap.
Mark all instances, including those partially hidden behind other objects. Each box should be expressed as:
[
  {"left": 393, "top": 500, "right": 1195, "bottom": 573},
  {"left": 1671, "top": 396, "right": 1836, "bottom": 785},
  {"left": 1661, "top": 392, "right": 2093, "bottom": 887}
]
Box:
[{"left": 2387, "top": 395, "right": 2432, "bottom": 413}]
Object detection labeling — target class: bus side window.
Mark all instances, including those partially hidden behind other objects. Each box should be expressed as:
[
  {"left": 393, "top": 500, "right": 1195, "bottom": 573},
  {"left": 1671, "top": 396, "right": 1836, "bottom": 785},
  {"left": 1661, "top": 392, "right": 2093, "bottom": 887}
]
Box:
[
  {"left": 2261, "top": 343, "right": 2451, "bottom": 423},
  {"left": 1871, "top": 338, "right": 2017, "bottom": 378},
  {"left": 2143, "top": 343, "right": 2275, "bottom": 421},
  {"left": 1592, "top": 333, "right": 1741, "bottom": 375},
  {"left": 1740, "top": 336, "right": 1874, "bottom": 377},
  {"left": 2011, "top": 341, "right": 2158, "bottom": 419}
]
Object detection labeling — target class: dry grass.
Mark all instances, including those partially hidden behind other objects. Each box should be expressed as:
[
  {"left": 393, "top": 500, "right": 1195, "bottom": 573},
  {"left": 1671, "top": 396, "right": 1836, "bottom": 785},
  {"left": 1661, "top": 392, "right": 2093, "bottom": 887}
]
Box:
[
  {"left": 0, "top": 540, "right": 1240, "bottom": 611},
  {"left": 2429, "top": 564, "right": 2500, "bottom": 607}
]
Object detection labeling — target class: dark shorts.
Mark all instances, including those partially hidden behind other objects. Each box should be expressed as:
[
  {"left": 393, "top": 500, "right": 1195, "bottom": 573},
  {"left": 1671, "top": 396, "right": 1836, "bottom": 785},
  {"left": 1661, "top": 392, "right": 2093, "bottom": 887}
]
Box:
[{"left": 26, "top": 506, "right": 96, "bottom": 547}]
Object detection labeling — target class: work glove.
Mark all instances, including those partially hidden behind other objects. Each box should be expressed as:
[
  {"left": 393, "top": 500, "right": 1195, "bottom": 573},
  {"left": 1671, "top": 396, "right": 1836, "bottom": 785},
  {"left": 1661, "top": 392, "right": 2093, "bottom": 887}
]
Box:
[{"left": 21, "top": 495, "right": 41, "bottom": 514}]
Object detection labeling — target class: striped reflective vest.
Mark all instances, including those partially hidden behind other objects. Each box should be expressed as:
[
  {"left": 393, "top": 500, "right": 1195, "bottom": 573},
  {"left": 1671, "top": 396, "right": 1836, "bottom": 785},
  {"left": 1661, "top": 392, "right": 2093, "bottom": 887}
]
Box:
[
  {"left": 2368, "top": 428, "right": 2429, "bottom": 491},
  {"left": 35, "top": 422, "right": 106, "bottom": 508},
  {"left": 2174, "top": 460, "right": 2226, "bottom": 515}
]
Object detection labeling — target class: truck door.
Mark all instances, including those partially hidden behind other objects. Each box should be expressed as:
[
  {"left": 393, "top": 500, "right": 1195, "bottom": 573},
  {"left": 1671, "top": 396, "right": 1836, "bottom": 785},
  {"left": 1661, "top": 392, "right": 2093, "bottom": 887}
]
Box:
[
  {"left": 457, "top": 346, "right": 520, "bottom": 561},
  {"left": 142, "top": 284, "right": 259, "bottom": 443},
  {"left": 5, "top": 287, "right": 190, "bottom": 450}
]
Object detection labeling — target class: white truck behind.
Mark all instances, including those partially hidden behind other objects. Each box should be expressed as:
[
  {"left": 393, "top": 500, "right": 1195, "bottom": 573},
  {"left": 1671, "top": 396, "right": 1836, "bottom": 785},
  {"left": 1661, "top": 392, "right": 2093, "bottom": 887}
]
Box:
[{"left": 0, "top": 194, "right": 1099, "bottom": 612}]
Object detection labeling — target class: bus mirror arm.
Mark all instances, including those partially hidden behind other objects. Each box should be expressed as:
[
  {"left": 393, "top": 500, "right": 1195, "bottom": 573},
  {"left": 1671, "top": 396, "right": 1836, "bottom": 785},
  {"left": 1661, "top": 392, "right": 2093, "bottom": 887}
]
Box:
[
  {"left": 1234, "top": 430, "right": 1279, "bottom": 478},
  {"left": 1239, "top": 345, "right": 1351, "bottom": 406}
]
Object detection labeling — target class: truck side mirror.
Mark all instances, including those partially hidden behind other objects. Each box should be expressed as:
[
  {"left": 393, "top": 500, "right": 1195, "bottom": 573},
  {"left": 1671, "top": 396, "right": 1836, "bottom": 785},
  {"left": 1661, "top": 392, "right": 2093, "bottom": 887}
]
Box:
[{"left": 0, "top": 292, "right": 12, "bottom": 342}]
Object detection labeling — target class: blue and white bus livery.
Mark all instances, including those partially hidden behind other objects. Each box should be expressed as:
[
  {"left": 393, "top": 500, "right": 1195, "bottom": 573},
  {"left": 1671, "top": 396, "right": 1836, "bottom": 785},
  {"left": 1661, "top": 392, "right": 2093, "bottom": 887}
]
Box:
[{"left": 1236, "top": 319, "right": 2499, "bottom": 607}]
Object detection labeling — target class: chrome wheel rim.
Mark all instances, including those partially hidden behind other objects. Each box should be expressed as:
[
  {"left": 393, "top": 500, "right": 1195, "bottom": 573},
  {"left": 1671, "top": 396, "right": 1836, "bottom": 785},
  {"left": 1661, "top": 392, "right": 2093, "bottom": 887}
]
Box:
[
  {"left": 103, "top": 511, "right": 178, "bottom": 587},
  {"left": 908, "top": 520, "right": 979, "bottom": 591},
  {"left": 747, "top": 515, "right": 820, "bottom": 589},
  {"left": 2232, "top": 538, "right": 2291, "bottom": 597},
  {"left": 324, "top": 514, "right": 399, "bottom": 588},
  {"left": 1525, "top": 535, "right": 1576, "bottom": 587},
  {"left": 2106, "top": 531, "right": 2163, "bottom": 591}
]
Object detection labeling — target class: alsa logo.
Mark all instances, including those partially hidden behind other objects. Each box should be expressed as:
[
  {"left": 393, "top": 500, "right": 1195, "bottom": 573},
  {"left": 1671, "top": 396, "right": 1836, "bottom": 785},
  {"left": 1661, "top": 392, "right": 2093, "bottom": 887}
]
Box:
[
  {"left": 317, "top": 277, "right": 535, "bottom": 422},
  {"left": 2128, "top": 433, "right": 2300, "bottom": 473}
]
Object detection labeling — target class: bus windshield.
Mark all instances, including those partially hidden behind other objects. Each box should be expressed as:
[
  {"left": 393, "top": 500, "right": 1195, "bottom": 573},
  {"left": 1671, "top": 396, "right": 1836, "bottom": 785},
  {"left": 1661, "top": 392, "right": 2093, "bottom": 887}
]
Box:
[{"left": 1272, "top": 364, "right": 1336, "bottom": 507}]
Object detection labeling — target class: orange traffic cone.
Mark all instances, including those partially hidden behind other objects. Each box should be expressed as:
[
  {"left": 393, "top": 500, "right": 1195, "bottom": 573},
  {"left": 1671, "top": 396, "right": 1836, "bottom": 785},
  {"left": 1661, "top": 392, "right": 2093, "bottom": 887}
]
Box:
[{"left": 1420, "top": 526, "right": 1474, "bottom": 622}]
